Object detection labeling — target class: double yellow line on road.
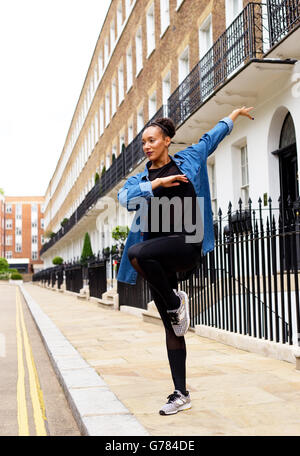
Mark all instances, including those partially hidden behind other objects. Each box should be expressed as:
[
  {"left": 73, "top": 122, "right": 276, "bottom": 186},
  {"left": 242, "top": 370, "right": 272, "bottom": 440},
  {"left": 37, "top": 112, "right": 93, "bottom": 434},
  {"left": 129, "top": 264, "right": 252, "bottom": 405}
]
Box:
[{"left": 16, "top": 287, "right": 47, "bottom": 436}]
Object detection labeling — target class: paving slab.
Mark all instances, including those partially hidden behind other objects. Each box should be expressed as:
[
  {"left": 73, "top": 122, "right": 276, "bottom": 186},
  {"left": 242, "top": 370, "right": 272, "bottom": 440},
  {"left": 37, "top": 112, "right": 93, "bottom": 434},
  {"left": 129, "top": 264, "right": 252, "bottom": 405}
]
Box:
[{"left": 20, "top": 283, "right": 300, "bottom": 436}]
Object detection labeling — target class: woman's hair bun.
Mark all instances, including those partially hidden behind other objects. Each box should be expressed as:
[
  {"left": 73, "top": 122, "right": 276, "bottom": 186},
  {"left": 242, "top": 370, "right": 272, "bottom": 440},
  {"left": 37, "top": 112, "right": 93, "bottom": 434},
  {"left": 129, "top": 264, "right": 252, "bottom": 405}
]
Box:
[{"left": 149, "top": 117, "right": 176, "bottom": 139}]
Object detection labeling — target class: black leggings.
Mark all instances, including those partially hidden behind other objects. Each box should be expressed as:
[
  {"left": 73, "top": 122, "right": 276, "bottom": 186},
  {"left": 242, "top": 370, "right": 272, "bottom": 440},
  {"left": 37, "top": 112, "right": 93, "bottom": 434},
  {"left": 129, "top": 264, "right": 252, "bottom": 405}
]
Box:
[{"left": 127, "top": 234, "right": 202, "bottom": 394}]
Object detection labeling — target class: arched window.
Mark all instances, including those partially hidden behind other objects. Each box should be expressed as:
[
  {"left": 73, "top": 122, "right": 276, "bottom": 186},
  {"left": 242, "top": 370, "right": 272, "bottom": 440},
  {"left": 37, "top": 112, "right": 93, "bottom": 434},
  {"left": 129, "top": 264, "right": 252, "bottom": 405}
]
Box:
[{"left": 279, "top": 112, "right": 296, "bottom": 149}]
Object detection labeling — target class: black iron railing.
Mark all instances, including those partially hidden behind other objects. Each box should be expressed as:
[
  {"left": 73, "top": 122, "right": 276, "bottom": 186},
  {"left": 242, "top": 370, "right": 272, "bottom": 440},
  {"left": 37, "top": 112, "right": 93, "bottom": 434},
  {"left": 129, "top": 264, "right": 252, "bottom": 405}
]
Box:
[
  {"left": 88, "top": 257, "right": 107, "bottom": 299},
  {"left": 267, "top": 0, "right": 300, "bottom": 48},
  {"left": 117, "top": 195, "right": 300, "bottom": 345}
]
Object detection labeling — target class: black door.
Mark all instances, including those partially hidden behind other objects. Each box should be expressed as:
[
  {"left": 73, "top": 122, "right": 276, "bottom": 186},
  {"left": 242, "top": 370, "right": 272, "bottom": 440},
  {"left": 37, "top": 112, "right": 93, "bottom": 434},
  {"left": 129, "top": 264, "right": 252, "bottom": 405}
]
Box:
[{"left": 278, "top": 143, "right": 300, "bottom": 270}]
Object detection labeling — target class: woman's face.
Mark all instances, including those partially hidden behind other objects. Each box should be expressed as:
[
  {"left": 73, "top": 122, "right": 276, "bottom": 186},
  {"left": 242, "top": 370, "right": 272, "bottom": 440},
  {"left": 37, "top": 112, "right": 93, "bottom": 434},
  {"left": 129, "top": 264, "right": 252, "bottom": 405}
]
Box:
[{"left": 142, "top": 126, "right": 170, "bottom": 161}]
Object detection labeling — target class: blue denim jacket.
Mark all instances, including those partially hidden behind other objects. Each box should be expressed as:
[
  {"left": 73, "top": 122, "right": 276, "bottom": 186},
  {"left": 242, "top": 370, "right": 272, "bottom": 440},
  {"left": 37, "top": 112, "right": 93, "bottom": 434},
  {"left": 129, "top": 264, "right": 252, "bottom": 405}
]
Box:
[{"left": 117, "top": 117, "right": 233, "bottom": 285}]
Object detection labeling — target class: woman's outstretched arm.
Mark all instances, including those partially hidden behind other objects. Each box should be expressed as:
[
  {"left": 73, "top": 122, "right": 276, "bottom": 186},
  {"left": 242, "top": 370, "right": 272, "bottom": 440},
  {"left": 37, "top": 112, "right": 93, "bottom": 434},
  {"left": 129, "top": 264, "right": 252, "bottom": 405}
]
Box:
[{"left": 228, "top": 106, "right": 254, "bottom": 122}]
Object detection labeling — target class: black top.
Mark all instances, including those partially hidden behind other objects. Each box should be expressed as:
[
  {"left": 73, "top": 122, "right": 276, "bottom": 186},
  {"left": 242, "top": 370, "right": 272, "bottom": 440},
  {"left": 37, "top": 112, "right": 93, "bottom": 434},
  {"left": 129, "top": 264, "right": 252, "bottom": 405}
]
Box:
[{"left": 147, "top": 158, "right": 201, "bottom": 241}]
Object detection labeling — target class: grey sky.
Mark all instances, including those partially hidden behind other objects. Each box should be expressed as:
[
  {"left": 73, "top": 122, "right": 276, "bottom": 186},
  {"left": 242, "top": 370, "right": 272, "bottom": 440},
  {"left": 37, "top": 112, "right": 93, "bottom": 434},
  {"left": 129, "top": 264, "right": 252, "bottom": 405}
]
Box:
[{"left": 0, "top": 0, "right": 111, "bottom": 197}]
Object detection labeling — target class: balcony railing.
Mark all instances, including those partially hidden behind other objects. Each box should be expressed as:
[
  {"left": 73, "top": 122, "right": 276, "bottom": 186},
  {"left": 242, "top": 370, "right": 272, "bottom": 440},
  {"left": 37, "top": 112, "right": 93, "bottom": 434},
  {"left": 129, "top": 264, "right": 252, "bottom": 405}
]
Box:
[
  {"left": 40, "top": 1, "right": 298, "bottom": 255},
  {"left": 267, "top": 0, "right": 300, "bottom": 48}
]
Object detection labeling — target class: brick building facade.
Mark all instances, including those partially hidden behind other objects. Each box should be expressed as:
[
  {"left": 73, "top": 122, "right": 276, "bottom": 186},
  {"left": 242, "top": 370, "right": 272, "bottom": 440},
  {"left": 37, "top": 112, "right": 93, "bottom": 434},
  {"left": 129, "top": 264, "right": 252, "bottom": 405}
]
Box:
[{"left": 0, "top": 196, "right": 45, "bottom": 273}]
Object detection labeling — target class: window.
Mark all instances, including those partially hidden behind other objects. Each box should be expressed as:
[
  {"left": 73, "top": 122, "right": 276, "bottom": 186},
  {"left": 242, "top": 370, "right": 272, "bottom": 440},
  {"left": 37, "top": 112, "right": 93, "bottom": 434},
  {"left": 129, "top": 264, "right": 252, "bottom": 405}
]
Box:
[
  {"left": 105, "top": 91, "right": 110, "bottom": 127},
  {"left": 112, "top": 79, "right": 117, "bottom": 116},
  {"left": 99, "top": 104, "right": 104, "bottom": 135},
  {"left": 125, "top": 0, "right": 131, "bottom": 17},
  {"left": 110, "top": 20, "right": 115, "bottom": 50},
  {"left": 94, "top": 113, "right": 99, "bottom": 141},
  {"left": 5, "top": 204, "right": 12, "bottom": 214},
  {"left": 117, "top": 1, "right": 123, "bottom": 36},
  {"left": 5, "top": 251, "right": 12, "bottom": 260},
  {"left": 32, "top": 251, "right": 38, "bottom": 260},
  {"left": 32, "top": 235, "right": 38, "bottom": 244},
  {"left": 128, "top": 121, "right": 133, "bottom": 144},
  {"left": 199, "top": 14, "right": 213, "bottom": 59},
  {"left": 160, "top": 0, "right": 170, "bottom": 36},
  {"left": 16, "top": 227, "right": 22, "bottom": 235},
  {"left": 126, "top": 46, "right": 133, "bottom": 91},
  {"left": 120, "top": 133, "right": 125, "bottom": 154},
  {"left": 162, "top": 71, "right": 171, "bottom": 105},
  {"left": 112, "top": 144, "right": 117, "bottom": 160},
  {"left": 178, "top": 46, "right": 189, "bottom": 84},
  {"left": 146, "top": 4, "right": 155, "bottom": 57},
  {"left": 137, "top": 107, "right": 144, "bottom": 133},
  {"left": 5, "top": 219, "right": 12, "bottom": 230},
  {"left": 98, "top": 52, "right": 104, "bottom": 80},
  {"left": 135, "top": 26, "right": 143, "bottom": 76},
  {"left": 5, "top": 235, "right": 12, "bottom": 246},
  {"left": 104, "top": 38, "right": 109, "bottom": 67},
  {"left": 106, "top": 155, "right": 111, "bottom": 170},
  {"left": 241, "top": 145, "right": 249, "bottom": 207},
  {"left": 118, "top": 63, "right": 124, "bottom": 104},
  {"left": 148, "top": 91, "right": 157, "bottom": 119},
  {"left": 15, "top": 243, "right": 22, "bottom": 253},
  {"left": 225, "top": 0, "right": 243, "bottom": 27}
]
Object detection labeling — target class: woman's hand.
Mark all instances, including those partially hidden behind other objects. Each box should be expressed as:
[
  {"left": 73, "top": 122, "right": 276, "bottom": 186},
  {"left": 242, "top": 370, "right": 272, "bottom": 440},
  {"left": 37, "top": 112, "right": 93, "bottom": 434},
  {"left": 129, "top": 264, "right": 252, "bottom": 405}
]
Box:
[
  {"left": 152, "top": 174, "right": 189, "bottom": 190},
  {"left": 229, "top": 106, "right": 254, "bottom": 122}
]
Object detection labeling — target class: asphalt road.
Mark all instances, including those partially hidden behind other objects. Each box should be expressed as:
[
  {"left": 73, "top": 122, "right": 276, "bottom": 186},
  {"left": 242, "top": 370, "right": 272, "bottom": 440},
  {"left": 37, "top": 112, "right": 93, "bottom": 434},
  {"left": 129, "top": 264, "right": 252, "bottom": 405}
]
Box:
[{"left": 0, "top": 283, "right": 81, "bottom": 436}]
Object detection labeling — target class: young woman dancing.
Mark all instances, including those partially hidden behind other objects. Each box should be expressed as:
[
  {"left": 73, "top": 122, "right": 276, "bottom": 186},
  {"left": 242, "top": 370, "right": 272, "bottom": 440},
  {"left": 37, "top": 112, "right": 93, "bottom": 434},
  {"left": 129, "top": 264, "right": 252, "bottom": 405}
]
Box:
[{"left": 117, "top": 106, "right": 254, "bottom": 415}]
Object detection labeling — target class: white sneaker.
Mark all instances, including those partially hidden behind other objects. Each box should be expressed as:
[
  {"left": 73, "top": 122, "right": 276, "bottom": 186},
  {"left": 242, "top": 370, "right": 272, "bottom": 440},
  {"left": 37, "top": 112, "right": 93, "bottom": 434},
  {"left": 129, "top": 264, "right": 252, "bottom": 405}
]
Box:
[
  {"left": 159, "top": 390, "right": 191, "bottom": 415},
  {"left": 167, "top": 289, "right": 190, "bottom": 337}
]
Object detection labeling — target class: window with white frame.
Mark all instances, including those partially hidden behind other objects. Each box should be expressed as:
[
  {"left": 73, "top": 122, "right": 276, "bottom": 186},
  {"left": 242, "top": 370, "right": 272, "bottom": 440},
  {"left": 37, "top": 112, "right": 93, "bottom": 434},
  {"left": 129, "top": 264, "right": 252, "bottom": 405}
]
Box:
[
  {"left": 41, "top": 235, "right": 45, "bottom": 245},
  {"left": 98, "top": 51, "right": 104, "bottom": 80},
  {"left": 117, "top": 1, "right": 123, "bottom": 36},
  {"left": 5, "top": 219, "right": 12, "bottom": 230},
  {"left": 199, "top": 14, "right": 213, "bottom": 59},
  {"left": 15, "top": 204, "right": 22, "bottom": 220},
  {"left": 225, "top": 0, "right": 243, "bottom": 27},
  {"left": 105, "top": 91, "right": 110, "bottom": 127},
  {"left": 241, "top": 145, "right": 249, "bottom": 207},
  {"left": 94, "top": 113, "right": 99, "bottom": 140},
  {"left": 135, "top": 26, "right": 143, "bottom": 75},
  {"left": 100, "top": 104, "right": 104, "bottom": 135},
  {"left": 148, "top": 91, "right": 157, "bottom": 119},
  {"left": 128, "top": 121, "right": 133, "bottom": 143},
  {"left": 160, "top": 0, "right": 170, "bottom": 36},
  {"left": 162, "top": 71, "right": 171, "bottom": 105},
  {"left": 112, "top": 144, "right": 117, "bottom": 161},
  {"left": 32, "top": 251, "right": 38, "bottom": 260},
  {"left": 6, "top": 204, "right": 12, "bottom": 214},
  {"left": 106, "top": 154, "right": 111, "bottom": 169},
  {"left": 120, "top": 133, "right": 125, "bottom": 154},
  {"left": 112, "top": 79, "right": 117, "bottom": 116},
  {"left": 41, "top": 218, "right": 44, "bottom": 229},
  {"left": 104, "top": 38, "right": 109, "bottom": 67},
  {"left": 5, "top": 251, "right": 12, "bottom": 259},
  {"left": 15, "top": 227, "right": 22, "bottom": 236},
  {"left": 126, "top": 46, "right": 133, "bottom": 91},
  {"left": 110, "top": 20, "right": 115, "bottom": 50},
  {"left": 137, "top": 107, "right": 144, "bottom": 133},
  {"left": 125, "top": 0, "right": 131, "bottom": 17},
  {"left": 118, "top": 63, "right": 124, "bottom": 104},
  {"left": 32, "top": 235, "right": 38, "bottom": 244},
  {"left": 5, "top": 235, "right": 12, "bottom": 246},
  {"left": 146, "top": 3, "right": 155, "bottom": 57},
  {"left": 178, "top": 46, "right": 189, "bottom": 84}
]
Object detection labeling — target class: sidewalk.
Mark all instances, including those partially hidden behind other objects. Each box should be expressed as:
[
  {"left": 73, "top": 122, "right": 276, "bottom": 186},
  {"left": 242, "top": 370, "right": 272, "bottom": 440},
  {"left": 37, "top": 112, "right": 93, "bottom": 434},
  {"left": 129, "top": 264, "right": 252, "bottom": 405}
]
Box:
[{"left": 21, "top": 283, "right": 300, "bottom": 436}]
